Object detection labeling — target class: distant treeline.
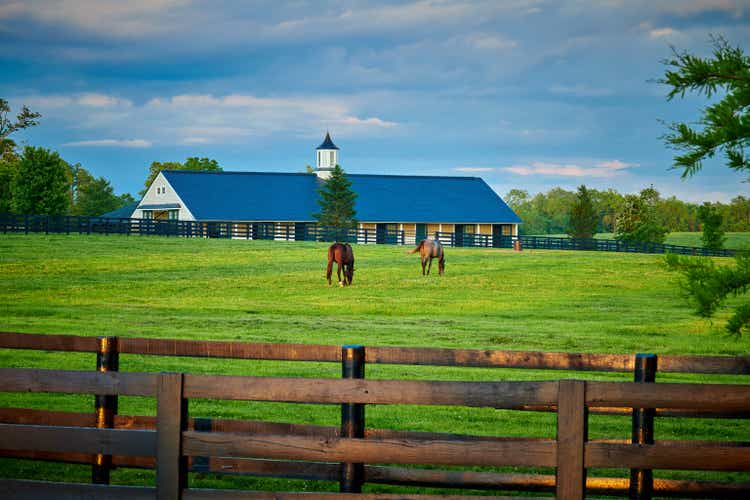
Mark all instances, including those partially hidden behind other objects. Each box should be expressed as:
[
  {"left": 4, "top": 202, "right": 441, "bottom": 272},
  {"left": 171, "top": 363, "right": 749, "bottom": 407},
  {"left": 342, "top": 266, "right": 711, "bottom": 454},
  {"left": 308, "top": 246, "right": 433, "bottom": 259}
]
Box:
[{"left": 504, "top": 187, "right": 750, "bottom": 235}]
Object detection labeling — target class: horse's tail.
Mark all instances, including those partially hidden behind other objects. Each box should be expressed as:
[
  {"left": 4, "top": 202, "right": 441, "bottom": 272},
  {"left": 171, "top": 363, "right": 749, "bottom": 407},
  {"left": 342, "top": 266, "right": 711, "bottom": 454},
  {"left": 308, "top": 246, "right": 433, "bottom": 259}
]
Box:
[
  {"left": 408, "top": 240, "right": 424, "bottom": 255},
  {"left": 326, "top": 245, "right": 335, "bottom": 281}
]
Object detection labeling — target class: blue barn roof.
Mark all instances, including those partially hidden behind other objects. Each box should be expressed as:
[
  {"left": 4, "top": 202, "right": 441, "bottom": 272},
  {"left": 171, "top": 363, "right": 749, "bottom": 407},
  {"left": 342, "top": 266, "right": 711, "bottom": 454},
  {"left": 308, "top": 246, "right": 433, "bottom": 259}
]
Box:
[
  {"left": 101, "top": 203, "right": 139, "bottom": 219},
  {"left": 160, "top": 170, "right": 520, "bottom": 223}
]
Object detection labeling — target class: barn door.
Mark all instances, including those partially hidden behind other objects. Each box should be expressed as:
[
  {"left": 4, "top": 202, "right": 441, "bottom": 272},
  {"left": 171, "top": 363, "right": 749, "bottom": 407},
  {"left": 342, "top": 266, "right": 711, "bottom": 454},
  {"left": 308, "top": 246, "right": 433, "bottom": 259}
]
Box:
[
  {"left": 294, "top": 222, "right": 308, "bottom": 241},
  {"left": 454, "top": 224, "right": 464, "bottom": 247},
  {"left": 376, "top": 224, "right": 387, "bottom": 244},
  {"left": 415, "top": 223, "right": 427, "bottom": 242}
]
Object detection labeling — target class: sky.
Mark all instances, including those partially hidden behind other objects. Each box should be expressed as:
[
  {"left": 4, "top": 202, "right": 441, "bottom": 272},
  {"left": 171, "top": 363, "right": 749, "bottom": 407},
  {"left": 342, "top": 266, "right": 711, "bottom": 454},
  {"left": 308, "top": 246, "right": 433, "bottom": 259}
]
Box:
[{"left": 1, "top": 0, "right": 749, "bottom": 202}]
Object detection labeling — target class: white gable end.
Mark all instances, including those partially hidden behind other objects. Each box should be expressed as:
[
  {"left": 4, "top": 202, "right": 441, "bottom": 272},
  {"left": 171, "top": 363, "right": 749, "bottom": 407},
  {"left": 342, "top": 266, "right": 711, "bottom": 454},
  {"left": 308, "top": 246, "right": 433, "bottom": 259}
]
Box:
[{"left": 134, "top": 171, "right": 196, "bottom": 221}]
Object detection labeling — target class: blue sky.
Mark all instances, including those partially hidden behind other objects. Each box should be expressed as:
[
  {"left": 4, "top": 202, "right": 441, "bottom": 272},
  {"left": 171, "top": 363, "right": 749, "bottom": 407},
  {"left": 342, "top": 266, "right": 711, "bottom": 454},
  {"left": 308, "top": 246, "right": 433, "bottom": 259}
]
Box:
[{"left": 1, "top": 0, "right": 748, "bottom": 202}]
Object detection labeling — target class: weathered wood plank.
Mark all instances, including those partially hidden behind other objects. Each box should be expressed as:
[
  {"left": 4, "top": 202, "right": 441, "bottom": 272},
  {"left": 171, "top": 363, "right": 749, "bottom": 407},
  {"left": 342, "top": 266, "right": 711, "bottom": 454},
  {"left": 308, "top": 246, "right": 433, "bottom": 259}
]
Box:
[
  {"left": 0, "top": 479, "right": 154, "bottom": 500},
  {"left": 586, "top": 442, "right": 750, "bottom": 471},
  {"left": 157, "top": 373, "right": 187, "bottom": 500},
  {"left": 184, "top": 375, "right": 559, "bottom": 408},
  {"left": 659, "top": 354, "right": 750, "bottom": 374},
  {"left": 119, "top": 337, "right": 340, "bottom": 362},
  {"left": 555, "top": 380, "right": 586, "bottom": 500},
  {"left": 182, "top": 432, "right": 557, "bottom": 467},
  {"left": 182, "top": 491, "right": 549, "bottom": 500},
  {"left": 586, "top": 381, "right": 750, "bottom": 411},
  {"left": 3, "top": 331, "right": 749, "bottom": 374},
  {"left": 0, "top": 368, "right": 157, "bottom": 396},
  {"left": 0, "top": 332, "right": 98, "bottom": 352},
  {"left": 0, "top": 424, "right": 155, "bottom": 456},
  {"left": 368, "top": 346, "right": 633, "bottom": 372}
]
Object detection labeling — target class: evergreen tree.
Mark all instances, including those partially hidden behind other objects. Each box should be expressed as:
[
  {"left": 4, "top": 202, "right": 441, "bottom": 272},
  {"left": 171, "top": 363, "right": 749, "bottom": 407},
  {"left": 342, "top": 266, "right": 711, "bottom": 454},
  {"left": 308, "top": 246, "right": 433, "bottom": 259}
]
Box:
[
  {"left": 0, "top": 157, "right": 18, "bottom": 213},
  {"left": 697, "top": 203, "right": 726, "bottom": 250},
  {"left": 567, "top": 185, "right": 598, "bottom": 239},
  {"left": 313, "top": 164, "right": 358, "bottom": 237},
  {"left": 661, "top": 36, "right": 750, "bottom": 334},
  {"left": 12, "top": 146, "right": 70, "bottom": 215}
]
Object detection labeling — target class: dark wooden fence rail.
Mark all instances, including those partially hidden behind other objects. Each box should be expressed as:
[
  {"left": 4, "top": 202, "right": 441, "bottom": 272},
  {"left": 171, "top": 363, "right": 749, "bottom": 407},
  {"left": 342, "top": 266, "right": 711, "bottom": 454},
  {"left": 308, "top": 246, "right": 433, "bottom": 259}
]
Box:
[
  {"left": 1, "top": 213, "right": 735, "bottom": 257},
  {"left": 0, "top": 368, "right": 749, "bottom": 500},
  {"left": 1, "top": 332, "right": 750, "bottom": 499}
]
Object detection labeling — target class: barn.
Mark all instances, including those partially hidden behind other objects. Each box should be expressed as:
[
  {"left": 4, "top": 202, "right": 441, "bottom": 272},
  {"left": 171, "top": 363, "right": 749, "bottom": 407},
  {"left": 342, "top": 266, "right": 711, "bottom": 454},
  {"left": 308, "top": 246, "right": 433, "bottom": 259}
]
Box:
[{"left": 131, "top": 133, "right": 520, "bottom": 244}]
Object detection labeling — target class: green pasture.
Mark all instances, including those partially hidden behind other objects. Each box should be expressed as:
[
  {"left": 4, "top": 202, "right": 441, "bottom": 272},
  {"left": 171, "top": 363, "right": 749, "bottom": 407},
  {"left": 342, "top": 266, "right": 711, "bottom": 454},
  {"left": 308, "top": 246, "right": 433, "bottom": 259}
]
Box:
[
  {"left": 539, "top": 231, "right": 750, "bottom": 250},
  {"left": 0, "top": 234, "right": 748, "bottom": 493}
]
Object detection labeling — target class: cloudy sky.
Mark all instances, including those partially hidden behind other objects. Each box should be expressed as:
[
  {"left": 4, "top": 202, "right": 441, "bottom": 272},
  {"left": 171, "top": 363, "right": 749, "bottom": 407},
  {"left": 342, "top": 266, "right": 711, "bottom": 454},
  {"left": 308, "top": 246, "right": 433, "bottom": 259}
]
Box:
[{"left": 1, "top": 0, "right": 748, "bottom": 201}]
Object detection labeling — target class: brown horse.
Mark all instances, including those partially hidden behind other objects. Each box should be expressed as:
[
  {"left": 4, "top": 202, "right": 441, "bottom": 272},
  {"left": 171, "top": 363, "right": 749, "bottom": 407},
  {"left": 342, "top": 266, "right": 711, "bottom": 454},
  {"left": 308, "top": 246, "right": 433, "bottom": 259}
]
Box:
[
  {"left": 326, "top": 243, "right": 355, "bottom": 286},
  {"left": 408, "top": 239, "right": 445, "bottom": 276}
]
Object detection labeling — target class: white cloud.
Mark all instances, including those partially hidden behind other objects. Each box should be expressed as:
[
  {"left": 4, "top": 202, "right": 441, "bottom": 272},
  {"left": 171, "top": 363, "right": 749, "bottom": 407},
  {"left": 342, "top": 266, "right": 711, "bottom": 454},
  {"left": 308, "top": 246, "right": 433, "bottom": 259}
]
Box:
[
  {"left": 500, "top": 159, "right": 637, "bottom": 178},
  {"left": 77, "top": 93, "right": 132, "bottom": 108},
  {"left": 0, "top": 0, "right": 187, "bottom": 37},
  {"left": 63, "top": 139, "right": 152, "bottom": 148},
  {"left": 32, "top": 91, "right": 397, "bottom": 146},
  {"left": 649, "top": 27, "right": 679, "bottom": 39}
]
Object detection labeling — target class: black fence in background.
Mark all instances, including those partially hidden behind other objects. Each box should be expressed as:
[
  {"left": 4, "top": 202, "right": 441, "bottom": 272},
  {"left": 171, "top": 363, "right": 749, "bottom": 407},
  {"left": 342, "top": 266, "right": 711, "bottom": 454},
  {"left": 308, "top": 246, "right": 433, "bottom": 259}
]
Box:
[{"left": 0, "top": 213, "right": 735, "bottom": 257}]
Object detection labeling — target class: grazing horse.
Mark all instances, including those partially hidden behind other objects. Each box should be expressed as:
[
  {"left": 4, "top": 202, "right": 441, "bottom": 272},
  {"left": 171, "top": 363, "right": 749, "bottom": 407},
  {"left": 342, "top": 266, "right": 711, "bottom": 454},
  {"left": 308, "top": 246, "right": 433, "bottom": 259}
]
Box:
[
  {"left": 408, "top": 239, "right": 445, "bottom": 276},
  {"left": 326, "top": 243, "right": 355, "bottom": 286}
]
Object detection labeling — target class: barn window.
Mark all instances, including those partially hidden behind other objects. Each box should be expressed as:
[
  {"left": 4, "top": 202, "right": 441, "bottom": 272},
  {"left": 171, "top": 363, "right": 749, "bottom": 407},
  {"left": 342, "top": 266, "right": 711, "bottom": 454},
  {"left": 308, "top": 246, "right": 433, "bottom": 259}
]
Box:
[
  {"left": 168, "top": 210, "right": 178, "bottom": 220},
  {"left": 330, "top": 151, "right": 335, "bottom": 165},
  {"left": 142, "top": 210, "right": 153, "bottom": 219}
]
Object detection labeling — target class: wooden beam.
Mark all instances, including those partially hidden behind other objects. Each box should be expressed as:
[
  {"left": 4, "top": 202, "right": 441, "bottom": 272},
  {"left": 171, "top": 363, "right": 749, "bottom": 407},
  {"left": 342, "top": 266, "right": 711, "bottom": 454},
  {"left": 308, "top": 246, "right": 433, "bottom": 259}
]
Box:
[
  {"left": 0, "top": 424, "right": 155, "bottom": 456},
  {"left": 157, "top": 373, "right": 187, "bottom": 500},
  {"left": 0, "top": 368, "right": 157, "bottom": 396},
  {"left": 555, "top": 380, "right": 587, "bottom": 500},
  {"left": 586, "top": 443, "right": 750, "bottom": 471},
  {"left": 184, "top": 375, "right": 559, "bottom": 408},
  {"left": 182, "top": 432, "right": 556, "bottom": 467},
  {"left": 586, "top": 381, "right": 750, "bottom": 411}
]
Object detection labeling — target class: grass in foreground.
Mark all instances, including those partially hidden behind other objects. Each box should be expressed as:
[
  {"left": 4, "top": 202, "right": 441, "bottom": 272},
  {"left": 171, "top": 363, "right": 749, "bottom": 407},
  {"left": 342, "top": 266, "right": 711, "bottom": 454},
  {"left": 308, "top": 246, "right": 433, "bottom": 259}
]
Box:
[{"left": 0, "top": 234, "right": 748, "bottom": 493}]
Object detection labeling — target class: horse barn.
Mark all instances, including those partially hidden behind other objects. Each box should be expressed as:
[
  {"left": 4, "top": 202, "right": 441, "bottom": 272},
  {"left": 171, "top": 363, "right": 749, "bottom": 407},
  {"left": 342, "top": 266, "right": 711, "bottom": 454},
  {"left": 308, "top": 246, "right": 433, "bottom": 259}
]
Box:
[{"left": 129, "top": 133, "right": 521, "bottom": 245}]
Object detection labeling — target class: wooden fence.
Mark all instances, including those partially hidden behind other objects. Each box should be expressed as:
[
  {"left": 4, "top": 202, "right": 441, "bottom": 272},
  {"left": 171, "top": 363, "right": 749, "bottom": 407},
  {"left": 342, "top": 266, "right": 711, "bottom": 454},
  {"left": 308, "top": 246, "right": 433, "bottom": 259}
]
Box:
[
  {"left": 1, "top": 332, "right": 749, "bottom": 499},
  {"left": 0, "top": 213, "right": 736, "bottom": 257}
]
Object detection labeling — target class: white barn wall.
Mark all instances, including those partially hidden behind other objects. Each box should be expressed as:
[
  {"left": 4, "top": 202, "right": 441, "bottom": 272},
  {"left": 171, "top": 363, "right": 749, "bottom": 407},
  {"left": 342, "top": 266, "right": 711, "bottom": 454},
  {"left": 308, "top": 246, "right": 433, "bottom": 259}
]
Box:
[{"left": 133, "top": 172, "right": 197, "bottom": 221}]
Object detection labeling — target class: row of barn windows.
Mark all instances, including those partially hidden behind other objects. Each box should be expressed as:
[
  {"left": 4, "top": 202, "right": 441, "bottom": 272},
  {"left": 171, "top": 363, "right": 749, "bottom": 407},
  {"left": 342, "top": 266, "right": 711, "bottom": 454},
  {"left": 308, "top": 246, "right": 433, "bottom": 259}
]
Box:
[{"left": 142, "top": 210, "right": 178, "bottom": 220}]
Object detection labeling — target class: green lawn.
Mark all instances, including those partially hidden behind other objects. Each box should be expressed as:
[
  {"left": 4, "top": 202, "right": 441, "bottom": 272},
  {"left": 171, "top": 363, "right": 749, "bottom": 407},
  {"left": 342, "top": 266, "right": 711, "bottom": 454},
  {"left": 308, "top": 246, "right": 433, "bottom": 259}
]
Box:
[{"left": 0, "top": 234, "right": 748, "bottom": 493}]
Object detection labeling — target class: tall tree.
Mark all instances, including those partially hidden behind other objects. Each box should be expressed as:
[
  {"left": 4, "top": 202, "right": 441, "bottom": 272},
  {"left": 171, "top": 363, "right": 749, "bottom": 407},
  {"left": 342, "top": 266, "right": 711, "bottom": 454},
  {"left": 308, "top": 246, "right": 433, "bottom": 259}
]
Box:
[
  {"left": 313, "top": 164, "right": 358, "bottom": 233},
  {"left": 75, "top": 176, "right": 122, "bottom": 216},
  {"left": 661, "top": 35, "right": 750, "bottom": 179},
  {"left": 0, "top": 157, "right": 18, "bottom": 213},
  {"left": 661, "top": 36, "right": 750, "bottom": 334},
  {"left": 567, "top": 185, "right": 598, "bottom": 239},
  {"left": 140, "top": 157, "right": 222, "bottom": 196},
  {"left": 614, "top": 186, "right": 668, "bottom": 243},
  {"left": 12, "top": 146, "right": 70, "bottom": 215},
  {"left": 697, "top": 203, "right": 726, "bottom": 250},
  {"left": 0, "top": 98, "right": 41, "bottom": 161}
]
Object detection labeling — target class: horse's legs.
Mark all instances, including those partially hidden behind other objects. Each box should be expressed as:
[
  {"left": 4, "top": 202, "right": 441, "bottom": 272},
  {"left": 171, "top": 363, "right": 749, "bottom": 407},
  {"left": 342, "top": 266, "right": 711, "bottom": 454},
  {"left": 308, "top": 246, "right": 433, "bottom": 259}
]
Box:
[
  {"left": 438, "top": 256, "right": 445, "bottom": 276},
  {"left": 326, "top": 259, "right": 333, "bottom": 286},
  {"left": 337, "top": 261, "right": 344, "bottom": 286},
  {"left": 427, "top": 257, "right": 433, "bottom": 275},
  {"left": 421, "top": 258, "right": 426, "bottom": 275}
]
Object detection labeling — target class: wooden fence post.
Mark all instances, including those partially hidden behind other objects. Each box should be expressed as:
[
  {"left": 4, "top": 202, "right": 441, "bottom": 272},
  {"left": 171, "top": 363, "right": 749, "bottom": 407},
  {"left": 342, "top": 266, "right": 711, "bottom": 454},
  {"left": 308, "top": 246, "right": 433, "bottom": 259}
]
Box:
[
  {"left": 556, "top": 380, "right": 587, "bottom": 500},
  {"left": 92, "top": 336, "right": 119, "bottom": 484},
  {"left": 340, "top": 345, "right": 365, "bottom": 493},
  {"left": 157, "top": 373, "right": 187, "bottom": 500},
  {"left": 629, "top": 353, "right": 657, "bottom": 500}
]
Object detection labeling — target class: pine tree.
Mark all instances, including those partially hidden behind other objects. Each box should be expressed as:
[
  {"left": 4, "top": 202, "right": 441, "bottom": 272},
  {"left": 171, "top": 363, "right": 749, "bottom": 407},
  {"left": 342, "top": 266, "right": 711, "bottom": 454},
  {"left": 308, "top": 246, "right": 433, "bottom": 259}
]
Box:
[
  {"left": 661, "top": 36, "right": 750, "bottom": 334},
  {"left": 567, "top": 185, "right": 598, "bottom": 239},
  {"left": 313, "top": 165, "right": 358, "bottom": 238},
  {"left": 614, "top": 187, "right": 667, "bottom": 243}
]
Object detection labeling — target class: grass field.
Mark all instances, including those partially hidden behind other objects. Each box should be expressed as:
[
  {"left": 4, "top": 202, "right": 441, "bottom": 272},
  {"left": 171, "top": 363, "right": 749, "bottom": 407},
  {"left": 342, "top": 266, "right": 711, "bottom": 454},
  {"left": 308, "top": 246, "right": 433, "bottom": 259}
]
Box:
[
  {"left": 1, "top": 234, "right": 748, "bottom": 493},
  {"left": 539, "top": 231, "right": 750, "bottom": 250}
]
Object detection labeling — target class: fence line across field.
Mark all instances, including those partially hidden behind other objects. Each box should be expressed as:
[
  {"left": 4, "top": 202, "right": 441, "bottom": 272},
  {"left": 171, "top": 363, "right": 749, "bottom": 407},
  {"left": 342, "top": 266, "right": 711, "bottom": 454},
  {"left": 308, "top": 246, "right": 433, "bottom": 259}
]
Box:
[
  {"left": 1, "top": 332, "right": 749, "bottom": 499},
  {"left": 0, "top": 367, "right": 749, "bottom": 499},
  {"left": 0, "top": 213, "right": 735, "bottom": 257}
]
